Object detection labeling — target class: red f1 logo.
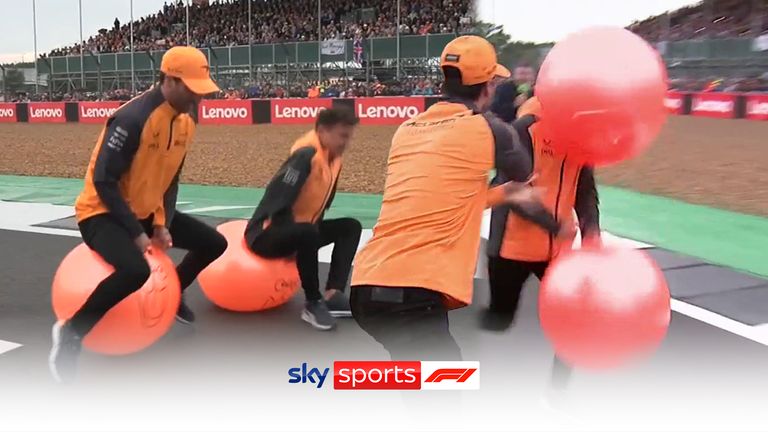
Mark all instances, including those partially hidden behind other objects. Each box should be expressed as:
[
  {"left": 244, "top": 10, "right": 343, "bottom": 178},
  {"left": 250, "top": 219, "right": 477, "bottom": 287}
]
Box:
[
  {"left": 421, "top": 361, "right": 479, "bottom": 390},
  {"left": 424, "top": 368, "right": 477, "bottom": 383}
]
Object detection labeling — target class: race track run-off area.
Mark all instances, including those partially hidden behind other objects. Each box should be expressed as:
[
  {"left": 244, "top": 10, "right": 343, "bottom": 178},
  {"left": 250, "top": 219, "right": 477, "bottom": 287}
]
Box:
[{"left": 0, "top": 117, "right": 767, "bottom": 431}]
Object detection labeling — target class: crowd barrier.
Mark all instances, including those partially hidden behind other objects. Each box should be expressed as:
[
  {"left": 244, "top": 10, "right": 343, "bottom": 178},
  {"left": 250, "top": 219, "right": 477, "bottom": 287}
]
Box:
[{"left": 2, "top": 93, "right": 767, "bottom": 125}]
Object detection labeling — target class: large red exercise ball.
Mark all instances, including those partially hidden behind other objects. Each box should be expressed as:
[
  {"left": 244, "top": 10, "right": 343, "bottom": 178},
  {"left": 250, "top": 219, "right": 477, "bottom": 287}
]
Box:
[
  {"left": 536, "top": 26, "right": 668, "bottom": 167},
  {"left": 539, "top": 247, "right": 671, "bottom": 370},
  {"left": 52, "top": 244, "right": 181, "bottom": 355},
  {"left": 198, "top": 220, "right": 300, "bottom": 312}
]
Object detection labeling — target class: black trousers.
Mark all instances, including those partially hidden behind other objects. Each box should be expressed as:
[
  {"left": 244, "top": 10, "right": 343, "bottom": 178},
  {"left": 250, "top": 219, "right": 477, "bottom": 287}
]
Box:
[
  {"left": 487, "top": 256, "right": 548, "bottom": 315},
  {"left": 69, "top": 212, "right": 227, "bottom": 337},
  {"left": 487, "top": 256, "right": 572, "bottom": 389},
  {"left": 350, "top": 286, "right": 462, "bottom": 361},
  {"left": 248, "top": 218, "right": 361, "bottom": 302}
]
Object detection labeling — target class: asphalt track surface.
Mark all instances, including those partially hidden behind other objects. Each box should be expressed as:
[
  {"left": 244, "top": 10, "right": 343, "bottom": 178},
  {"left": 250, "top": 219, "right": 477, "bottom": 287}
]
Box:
[{"left": 1, "top": 224, "right": 768, "bottom": 431}]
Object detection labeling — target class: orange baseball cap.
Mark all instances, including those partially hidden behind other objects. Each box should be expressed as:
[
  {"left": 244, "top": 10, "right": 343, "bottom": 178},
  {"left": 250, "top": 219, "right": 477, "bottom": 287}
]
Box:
[
  {"left": 440, "top": 35, "right": 500, "bottom": 85},
  {"left": 160, "top": 46, "right": 220, "bottom": 95},
  {"left": 495, "top": 64, "right": 511, "bottom": 79}
]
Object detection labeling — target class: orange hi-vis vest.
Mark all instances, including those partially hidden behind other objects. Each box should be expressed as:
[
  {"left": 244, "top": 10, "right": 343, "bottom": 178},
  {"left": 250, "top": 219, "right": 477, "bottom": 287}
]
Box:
[
  {"left": 500, "top": 97, "right": 581, "bottom": 262},
  {"left": 290, "top": 131, "right": 342, "bottom": 224},
  {"left": 351, "top": 101, "right": 497, "bottom": 309}
]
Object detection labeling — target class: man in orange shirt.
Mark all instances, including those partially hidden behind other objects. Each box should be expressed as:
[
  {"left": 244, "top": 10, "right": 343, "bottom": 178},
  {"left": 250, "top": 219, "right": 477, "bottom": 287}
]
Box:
[
  {"left": 245, "top": 108, "right": 362, "bottom": 331},
  {"left": 49, "top": 47, "right": 227, "bottom": 383},
  {"left": 349, "top": 36, "right": 547, "bottom": 360}
]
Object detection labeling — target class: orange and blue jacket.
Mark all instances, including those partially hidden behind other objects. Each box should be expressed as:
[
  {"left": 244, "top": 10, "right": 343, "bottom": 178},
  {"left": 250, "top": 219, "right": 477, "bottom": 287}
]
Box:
[
  {"left": 487, "top": 93, "right": 600, "bottom": 262},
  {"left": 245, "top": 130, "right": 342, "bottom": 245},
  {"left": 75, "top": 86, "right": 196, "bottom": 238}
]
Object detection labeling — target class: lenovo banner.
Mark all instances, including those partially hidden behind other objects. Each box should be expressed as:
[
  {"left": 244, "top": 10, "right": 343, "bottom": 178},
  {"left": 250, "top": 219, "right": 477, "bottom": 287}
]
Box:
[
  {"left": 28, "top": 102, "right": 66, "bottom": 123},
  {"left": 199, "top": 99, "right": 252, "bottom": 125},
  {"left": 690, "top": 93, "right": 737, "bottom": 119},
  {"left": 355, "top": 97, "right": 425, "bottom": 125},
  {"left": 664, "top": 91, "right": 685, "bottom": 115},
  {"left": 0, "top": 103, "right": 17, "bottom": 123},
  {"left": 271, "top": 99, "right": 332, "bottom": 124},
  {"left": 78, "top": 101, "right": 121, "bottom": 124},
  {"left": 745, "top": 94, "right": 768, "bottom": 121}
]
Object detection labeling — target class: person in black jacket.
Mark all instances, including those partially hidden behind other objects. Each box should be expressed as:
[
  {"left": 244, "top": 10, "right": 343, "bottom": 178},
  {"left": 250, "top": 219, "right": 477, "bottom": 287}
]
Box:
[
  {"left": 244, "top": 108, "right": 362, "bottom": 331},
  {"left": 485, "top": 80, "right": 602, "bottom": 399}
]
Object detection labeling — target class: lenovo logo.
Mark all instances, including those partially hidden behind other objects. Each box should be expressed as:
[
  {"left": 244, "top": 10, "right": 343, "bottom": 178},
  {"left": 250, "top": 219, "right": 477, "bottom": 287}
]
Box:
[
  {"left": 30, "top": 107, "right": 63, "bottom": 118},
  {"left": 198, "top": 100, "right": 252, "bottom": 125},
  {"left": 28, "top": 103, "right": 66, "bottom": 123},
  {"left": 202, "top": 106, "right": 249, "bottom": 119},
  {"left": 271, "top": 99, "right": 332, "bottom": 124},
  {"left": 274, "top": 104, "right": 326, "bottom": 119},
  {"left": 357, "top": 104, "right": 420, "bottom": 119},
  {"left": 664, "top": 98, "right": 682, "bottom": 110},
  {"left": 355, "top": 98, "right": 425, "bottom": 125},
  {"left": 0, "top": 108, "right": 14, "bottom": 118},
  {"left": 692, "top": 100, "right": 733, "bottom": 113},
  {"left": 80, "top": 106, "right": 118, "bottom": 118},
  {"left": 747, "top": 101, "right": 768, "bottom": 116}
]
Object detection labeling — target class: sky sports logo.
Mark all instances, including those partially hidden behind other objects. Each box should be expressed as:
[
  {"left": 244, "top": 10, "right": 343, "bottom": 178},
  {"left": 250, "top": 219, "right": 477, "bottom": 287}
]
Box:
[{"left": 287, "top": 361, "right": 479, "bottom": 390}]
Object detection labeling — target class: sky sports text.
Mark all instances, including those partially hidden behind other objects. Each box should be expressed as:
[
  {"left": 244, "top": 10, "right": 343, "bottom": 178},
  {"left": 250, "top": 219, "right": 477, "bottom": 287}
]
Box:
[{"left": 288, "top": 361, "right": 479, "bottom": 390}]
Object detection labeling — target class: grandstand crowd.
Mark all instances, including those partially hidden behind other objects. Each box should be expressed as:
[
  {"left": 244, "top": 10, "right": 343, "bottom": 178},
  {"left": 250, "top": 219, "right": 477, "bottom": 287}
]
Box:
[
  {"left": 9, "top": 76, "right": 443, "bottom": 102},
  {"left": 630, "top": 0, "right": 768, "bottom": 42},
  {"left": 45, "top": 0, "right": 473, "bottom": 57},
  {"left": 13, "top": 0, "right": 768, "bottom": 102}
]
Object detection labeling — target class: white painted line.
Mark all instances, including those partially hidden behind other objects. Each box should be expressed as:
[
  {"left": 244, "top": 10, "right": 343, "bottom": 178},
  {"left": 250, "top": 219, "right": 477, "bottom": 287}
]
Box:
[
  {"left": 0, "top": 200, "right": 74, "bottom": 225},
  {"left": 0, "top": 224, "right": 81, "bottom": 238},
  {"left": 0, "top": 201, "right": 766, "bottom": 349},
  {"left": 185, "top": 205, "right": 255, "bottom": 214},
  {"left": 0, "top": 339, "right": 22, "bottom": 356},
  {"left": 670, "top": 299, "right": 768, "bottom": 346}
]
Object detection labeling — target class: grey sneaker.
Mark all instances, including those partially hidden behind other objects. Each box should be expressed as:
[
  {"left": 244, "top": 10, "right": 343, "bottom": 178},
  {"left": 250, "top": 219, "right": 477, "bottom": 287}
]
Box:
[
  {"left": 176, "top": 296, "right": 195, "bottom": 324},
  {"left": 48, "top": 321, "right": 82, "bottom": 384},
  {"left": 325, "top": 291, "right": 352, "bottom": 318},
  {"left": 301, "top": 299, "right": 337, "bottom": 331}
]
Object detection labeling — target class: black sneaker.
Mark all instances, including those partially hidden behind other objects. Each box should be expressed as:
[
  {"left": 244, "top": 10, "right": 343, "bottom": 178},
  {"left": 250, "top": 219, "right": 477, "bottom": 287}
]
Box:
[
  {"left": 176, "top": 296, "right": 195, "bottom": 324},
  {"left": 325, "top": 291, "right": 352, "bottom": 318},
  {"left": 48, "top": 321, "right": 82, "bottom": 384},
  {"left": 480, "top": 308, "right": 516, "bottom": 332},
  {"left": 301, "top": 299, "right": 337, "bottom": 331}
]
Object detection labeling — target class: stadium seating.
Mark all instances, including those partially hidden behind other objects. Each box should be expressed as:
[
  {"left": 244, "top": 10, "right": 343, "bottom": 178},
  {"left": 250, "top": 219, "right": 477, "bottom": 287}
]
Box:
[
  {"left": 45, "top": 0, "right": 472, "bottom": 57},
  {"left": 628, "top": 0, "right": 767, "bottom": 42}
]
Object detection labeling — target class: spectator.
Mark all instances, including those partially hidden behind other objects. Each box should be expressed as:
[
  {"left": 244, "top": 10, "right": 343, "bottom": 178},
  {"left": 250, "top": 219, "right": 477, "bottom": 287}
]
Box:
[
  {"left": 47, "top": 0, "right": 472, "bottom": 56},
  {"left": 629, "top": 0, "right": 766, "bottom": 42}
]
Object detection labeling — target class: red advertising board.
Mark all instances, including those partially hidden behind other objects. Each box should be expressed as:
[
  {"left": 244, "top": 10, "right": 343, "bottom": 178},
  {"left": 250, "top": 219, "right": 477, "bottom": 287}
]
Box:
[
  {"left": 198, "top": 99, "right": 252, "bottom": 125},
  {"left": 690, "top": 93, "right": 736, "bottom": 119},
  {"left": 78, "top": 101, "right": 121, "bottom": 124},
  {"left": 28, "top": 102, "right": 66, "bottom": 123},
  {"left": 664, "top": 91, "right": 685, "bottom": 115},
  {"left": 745, "top": 93, "right": 768, "bottom": 121},
  {"left": 354, "top": 97, "right": 425, "bottom": 125},
  {"left": 271, "top": 98, "right": 332, "bottom": 124},
  {"left": 0, "top": 103, "right": 17, "bottom": 123}
]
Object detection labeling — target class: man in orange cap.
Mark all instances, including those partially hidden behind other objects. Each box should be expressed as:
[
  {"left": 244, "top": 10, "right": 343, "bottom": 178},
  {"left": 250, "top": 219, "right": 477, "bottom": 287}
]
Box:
[
  {"left": 349, "top": 35, "right": 543, "bottom": 361},
  {"left": 485, "top": 90, "right": 601, "bottom": 395},
  {"left": 50, "top": 46, "right": 226, "bottom": 383}
]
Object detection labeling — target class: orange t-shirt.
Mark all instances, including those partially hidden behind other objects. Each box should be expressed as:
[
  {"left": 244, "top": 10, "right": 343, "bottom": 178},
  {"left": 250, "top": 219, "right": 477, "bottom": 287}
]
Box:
[{"left": 351, "top": 101, "right": 497, "bottom": 308}]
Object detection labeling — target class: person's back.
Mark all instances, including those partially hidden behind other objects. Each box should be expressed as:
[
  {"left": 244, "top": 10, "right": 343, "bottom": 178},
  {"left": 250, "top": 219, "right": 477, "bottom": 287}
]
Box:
[
  {"left": 352, "top": 35, "right": 535, "bottom": 316},
  {"left": 353, "top": 99, "right": 497, "bottom": 306}
]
